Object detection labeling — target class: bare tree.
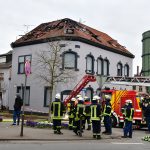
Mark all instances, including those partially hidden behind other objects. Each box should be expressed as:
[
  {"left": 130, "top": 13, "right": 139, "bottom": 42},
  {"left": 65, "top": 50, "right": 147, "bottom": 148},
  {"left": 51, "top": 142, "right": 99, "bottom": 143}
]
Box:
[{"left": 34, "top": 41, "right": 76, "bottom": 122}]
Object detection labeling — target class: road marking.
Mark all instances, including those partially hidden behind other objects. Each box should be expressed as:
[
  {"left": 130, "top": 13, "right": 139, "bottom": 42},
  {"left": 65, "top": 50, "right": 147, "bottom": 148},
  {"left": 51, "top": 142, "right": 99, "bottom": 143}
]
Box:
[{"left": 111, "top": 142, "right": 143, "bottom": 145}]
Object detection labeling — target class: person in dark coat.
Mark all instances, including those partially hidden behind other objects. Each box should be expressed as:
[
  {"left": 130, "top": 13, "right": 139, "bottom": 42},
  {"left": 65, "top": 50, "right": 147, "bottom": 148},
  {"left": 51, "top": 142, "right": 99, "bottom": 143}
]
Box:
[
  {"left": 140, "top": 96, "right": 150, "bottom": 133},
  {"left": 12, "top": 93, "right": 23, "bottom": 125}
]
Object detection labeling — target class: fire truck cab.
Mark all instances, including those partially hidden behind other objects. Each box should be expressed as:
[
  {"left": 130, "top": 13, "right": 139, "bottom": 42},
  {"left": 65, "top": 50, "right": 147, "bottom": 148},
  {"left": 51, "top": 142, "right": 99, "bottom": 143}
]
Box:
[{"left": 101, "top": 88, "right": 145, "bottom": 128}]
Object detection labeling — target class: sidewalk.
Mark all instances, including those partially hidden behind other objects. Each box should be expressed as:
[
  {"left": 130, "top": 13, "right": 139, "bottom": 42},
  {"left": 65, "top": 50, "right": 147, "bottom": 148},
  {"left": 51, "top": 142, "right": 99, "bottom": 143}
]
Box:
[{"left": 0, "top": 122, "right": 122, "bottom": 141}]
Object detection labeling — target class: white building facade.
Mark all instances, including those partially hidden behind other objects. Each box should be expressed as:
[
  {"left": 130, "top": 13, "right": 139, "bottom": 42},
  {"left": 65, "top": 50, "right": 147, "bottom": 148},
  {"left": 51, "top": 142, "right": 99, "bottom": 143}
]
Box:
[{"left": 9, "top": 18, "right": 134, "bottom": 113}]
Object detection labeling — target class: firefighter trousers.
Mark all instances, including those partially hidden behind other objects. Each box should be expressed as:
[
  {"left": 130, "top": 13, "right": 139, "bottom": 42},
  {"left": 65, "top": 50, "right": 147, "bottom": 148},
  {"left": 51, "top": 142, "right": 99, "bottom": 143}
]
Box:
[
  {"left": 53, "top": 119, "right": 62, "bottom": 133},
  {"left": 103, "top": 115, "right": 112, "bottom": 134},
  {"left": 92, "top": 120, "right": 101, "bottom": 135},
  {"left": 123, "top": 120, "right": 132, "bottom": 137}
]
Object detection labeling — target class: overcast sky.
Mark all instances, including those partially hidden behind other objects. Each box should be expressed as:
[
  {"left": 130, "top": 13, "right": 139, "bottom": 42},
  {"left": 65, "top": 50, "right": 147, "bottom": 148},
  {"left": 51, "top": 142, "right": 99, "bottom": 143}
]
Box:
[{"left": 0, "top": 0, "right": 150, "bottom": 75}]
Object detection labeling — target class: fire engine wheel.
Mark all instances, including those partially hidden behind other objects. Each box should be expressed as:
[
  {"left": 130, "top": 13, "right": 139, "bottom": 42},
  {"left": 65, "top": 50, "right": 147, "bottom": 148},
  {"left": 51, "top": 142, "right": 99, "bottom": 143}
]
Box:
[{"left": 111, "top": 115, "right": 117, "bottom": 128}]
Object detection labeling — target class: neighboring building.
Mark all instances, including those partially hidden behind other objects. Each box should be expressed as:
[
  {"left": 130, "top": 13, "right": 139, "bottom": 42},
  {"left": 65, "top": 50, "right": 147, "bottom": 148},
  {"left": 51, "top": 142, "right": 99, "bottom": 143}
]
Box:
[
  {"left": 142, "top": 30, "right": 150, "bottom": 93},
  {"left": 10, "top": 18, "right": 134, "bottom": 113},
  {"left": 0, "top": 51, "right": 12, "bottom": 109}
]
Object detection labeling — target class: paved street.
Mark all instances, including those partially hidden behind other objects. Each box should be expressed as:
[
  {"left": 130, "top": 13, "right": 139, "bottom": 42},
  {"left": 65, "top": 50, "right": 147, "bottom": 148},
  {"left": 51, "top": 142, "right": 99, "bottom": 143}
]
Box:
[
  {"left": 0, "top": 140, "right": 149, "bottom": 150},
  {"left": 0, "top": 122, "right": 149, "bottom": 145}
]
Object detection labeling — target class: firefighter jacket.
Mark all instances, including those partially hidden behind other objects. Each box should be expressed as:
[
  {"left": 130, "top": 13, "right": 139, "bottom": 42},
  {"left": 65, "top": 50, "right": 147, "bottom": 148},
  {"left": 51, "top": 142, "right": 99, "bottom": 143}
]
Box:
[
  {"left": 74, "top": 101, "right": 85, "bottom": 121},
  {"left": 91, "top": 101, "right": 101, "bottom": 121},
  {"left": 51, "top": 99, "right": 65, "bottom": 120},
  {"left": 124, "top": 104, "right": 134, "bottom": 122},
  {"left": 84, "top": 101, "right": 91, "bottom": 116},
  {"left": 103, "top": 101, "right": 111, "bottom": 116},
  {"left": 67, "top": 101, "right": 75, "bottom": 118}
]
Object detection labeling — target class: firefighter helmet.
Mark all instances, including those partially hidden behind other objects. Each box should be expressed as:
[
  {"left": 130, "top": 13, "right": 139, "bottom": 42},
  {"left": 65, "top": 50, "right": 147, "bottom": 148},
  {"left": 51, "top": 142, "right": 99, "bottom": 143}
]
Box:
[
  {"left": 105, "top": 95, "right": 111, "bottom": 101},
  {"left": 71, "top": 97, "right": 76, "bottom": 101},
  {"left": 78, "top": 97, "right": 84, "bottom": 101},
  {"left": 125, "top": 99, "right": 132, "bottom": 104},
  {"left": 55, "top": 93, "right": 61, "bottom": 99},
  {"left": 76, "top": 94, "right": 82, "bottom": 99}
]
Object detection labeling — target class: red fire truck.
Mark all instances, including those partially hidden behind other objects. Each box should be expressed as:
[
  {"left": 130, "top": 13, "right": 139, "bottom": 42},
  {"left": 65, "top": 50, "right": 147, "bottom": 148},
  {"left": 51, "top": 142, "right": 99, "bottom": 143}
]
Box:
[{"left": 101, "top": 89, "right": 146, "bottom": 128}]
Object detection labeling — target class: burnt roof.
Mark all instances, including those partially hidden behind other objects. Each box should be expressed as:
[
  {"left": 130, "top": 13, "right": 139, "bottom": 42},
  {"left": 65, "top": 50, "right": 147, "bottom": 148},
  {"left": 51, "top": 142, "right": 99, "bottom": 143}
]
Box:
[{"left": 11, "top": 18, "right": 134, "bottom": 58}]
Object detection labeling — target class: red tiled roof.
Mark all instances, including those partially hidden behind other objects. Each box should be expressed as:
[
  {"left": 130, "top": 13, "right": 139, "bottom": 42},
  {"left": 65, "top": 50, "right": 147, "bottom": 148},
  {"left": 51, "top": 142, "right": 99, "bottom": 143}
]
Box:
[{"left": 11, "top": 18, "right": 134, "bottom": 58}]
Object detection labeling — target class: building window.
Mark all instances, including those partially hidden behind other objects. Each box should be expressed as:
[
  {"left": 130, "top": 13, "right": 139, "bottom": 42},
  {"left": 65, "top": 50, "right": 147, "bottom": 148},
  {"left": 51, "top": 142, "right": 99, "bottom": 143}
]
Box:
[
  {"left": 103, "top": 58, "right": 109, "bottom": 76},
  {"left": 17, "top": 86, "right": 30, "bottom": 106},
  {"left": 139, "top": 86, "right": 143, "bottom": 92},
  {"left": 97, "top": 56, "right": 103, "bottom": 75},
  {"left": 75, "top": 45, "right": 80, "bottom": 48},
  {"left": 117, "top": 62, "right": 123, "bottom": 76},
  {"left": 59, "top": 44, "right": 66, "bottom": 47},
  {"left": 61, "top": 50, "right": 79, "bottom": 70},
  {"left": 86, "top": 53, "right": 94, "bottom": 74},
  {"left": 44, "top": 87, "right": 52, "bottom": 107},
  {"left": 0, "top": 56, "right": 6, "bottom": 63},
  {"left": 18, "top": 55, "right": 31, "bottom": 74},
  {"left": 133, "top": 86, "right": 136, "bottom": 90},
  {"left": 124, "top": 64, "right": 129, "bottom": 77}
]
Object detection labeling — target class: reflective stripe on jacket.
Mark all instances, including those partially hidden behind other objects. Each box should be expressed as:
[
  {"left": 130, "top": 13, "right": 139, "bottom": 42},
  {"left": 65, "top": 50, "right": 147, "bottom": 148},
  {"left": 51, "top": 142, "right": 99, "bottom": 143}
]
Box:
[
  {"left": 91, "top": 105, "right": 101, "bottom": 121},
  {"left": 125, "top": 108, "right": 134, "bottom": 121},
  {"left": 103, "top": 104, "right": 111, "bottom": 116}
]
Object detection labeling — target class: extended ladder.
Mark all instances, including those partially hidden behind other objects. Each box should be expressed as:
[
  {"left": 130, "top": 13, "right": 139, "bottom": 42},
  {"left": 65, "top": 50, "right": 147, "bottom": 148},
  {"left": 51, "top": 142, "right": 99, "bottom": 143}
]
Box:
[
  {"left": 105, "top": 76, "right": 150, "bottom": 86},
  {"left": 64, "top": 74, "right": 96, "bottom": 105}
]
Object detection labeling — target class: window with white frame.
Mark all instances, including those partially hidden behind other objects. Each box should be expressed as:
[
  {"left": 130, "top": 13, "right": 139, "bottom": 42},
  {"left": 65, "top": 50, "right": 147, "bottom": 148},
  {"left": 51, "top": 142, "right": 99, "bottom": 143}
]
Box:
[
  {"left": 0, "top": 57, "right": 6, "bottom": 63},
  {"left": 18, "top": 55, "right": 31, "bottom": 74},
  {"left": 62, "top": 50, "right": 79, "bottom": 70},
  {"left": 86, "top": 54, "right": 94, "bottom": 74},
  {"left": 117, "top": 62, "right": 123, "bottom": 76},
  {"left": 103, "top": 59, "right": 109, "bottom": 76},
  {"left": 124, "top": 64, "right": 129, "bottom": 76},
  {"left": 64, "top": 53, "right": 75, "bottom": 68},
  {"left": 97, "top": 57, "right": 103, "bottom": 75}
]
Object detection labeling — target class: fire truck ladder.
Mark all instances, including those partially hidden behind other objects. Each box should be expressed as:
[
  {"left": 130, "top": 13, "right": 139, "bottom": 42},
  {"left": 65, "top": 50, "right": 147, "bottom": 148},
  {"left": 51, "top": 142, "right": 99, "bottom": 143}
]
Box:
[
  {"left": 64, "top": 74, "right": 96, "bottom": 105},
  {"left": 105, "top": 76, "right": 150, "bottom": 87}
]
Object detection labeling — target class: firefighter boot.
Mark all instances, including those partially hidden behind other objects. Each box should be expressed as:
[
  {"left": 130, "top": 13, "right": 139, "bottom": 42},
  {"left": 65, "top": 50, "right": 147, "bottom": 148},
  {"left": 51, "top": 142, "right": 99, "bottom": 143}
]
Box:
[
  {"left": 86, "top": 125, "right": 91, "bottom": 130},
  {"left": 97, "top": 135, "right": 101, "bottom": 140},
  {"left": 57, "top": 128, "right": 63, "bottom": 135}
]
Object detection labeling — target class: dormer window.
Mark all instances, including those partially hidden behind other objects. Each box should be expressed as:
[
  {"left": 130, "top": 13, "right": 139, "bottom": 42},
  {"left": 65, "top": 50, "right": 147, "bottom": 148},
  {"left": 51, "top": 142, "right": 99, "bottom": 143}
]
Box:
[
  {"left": 0, "top": 56, "right": 6, "bottom": 63},
  {"left": 65, "top": 28, "right": 74, "bottom": 34}
]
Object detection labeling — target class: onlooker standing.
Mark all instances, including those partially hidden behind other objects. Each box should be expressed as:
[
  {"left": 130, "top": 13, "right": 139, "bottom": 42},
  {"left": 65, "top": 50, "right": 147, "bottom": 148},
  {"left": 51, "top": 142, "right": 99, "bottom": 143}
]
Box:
[{"left": 12, "top": 93, "right": 23, "bottom": 125}]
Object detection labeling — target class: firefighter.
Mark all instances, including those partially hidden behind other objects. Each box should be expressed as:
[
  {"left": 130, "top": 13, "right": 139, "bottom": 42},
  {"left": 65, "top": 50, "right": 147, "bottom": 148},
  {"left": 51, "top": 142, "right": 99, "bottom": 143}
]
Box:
[
  {"left": 140, "top": 96, "right": 150, "bottom": 133},
  {"left": 67, "top": 97, "right": 76, "bottom": 130},
  {"left": 84, "top": 96, "right": 91, "bottom": 130},
  {"left": 102, "top": 95, "right": 112, "bottom": 135},
  {"left": 122, "top": 100, "right": 134, "bottom": 138},
  {"left": 73, "top": 96, "right": 85, "bottom": 136},
  {"left": 51, "top": 93, "right": 65, "bottom": 134},
  {"left": 91, "top": 96, "right": 102, "bottom": 139}
]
